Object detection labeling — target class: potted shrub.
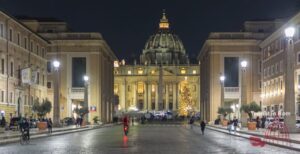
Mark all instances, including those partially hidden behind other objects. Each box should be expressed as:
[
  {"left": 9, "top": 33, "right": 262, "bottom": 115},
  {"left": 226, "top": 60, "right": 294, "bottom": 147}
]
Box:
[
  {"left": 74, "top": 106, "right": 89, "bottom": 126},
  {"left": 217, "top": 107, "right": 233, "bottom": 126},
  {"left": 32, "top": 99, "right": 52, "bottom": 130},
  {"left": 240, "top": 102, "right": 261, "bottom": 130},
  {"left": 93, "top": 116, "right": 99, "bottom": 125}
]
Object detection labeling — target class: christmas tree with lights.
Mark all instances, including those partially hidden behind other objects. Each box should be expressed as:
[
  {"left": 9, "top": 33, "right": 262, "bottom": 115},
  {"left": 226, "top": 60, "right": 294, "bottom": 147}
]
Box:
[{"left": 179, "top": 83, "right": 194, "bottom": 116}]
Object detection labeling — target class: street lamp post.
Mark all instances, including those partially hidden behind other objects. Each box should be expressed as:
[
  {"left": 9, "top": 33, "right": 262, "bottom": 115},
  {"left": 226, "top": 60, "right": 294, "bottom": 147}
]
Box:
[
  {"left": 240, "top": 60, "right": 248, "bottom": 126},
  {"left": 284, "top": 26, "right": 299, "bottom": 132},
  {"left": 83, "top": 75, "right": 89, "bottom": 123},
  {"left": 220, "top": 75, "right": 225, "bottom": 107},
  {"left": 53, "top": 60, "right": 60, "bottom": 127}
]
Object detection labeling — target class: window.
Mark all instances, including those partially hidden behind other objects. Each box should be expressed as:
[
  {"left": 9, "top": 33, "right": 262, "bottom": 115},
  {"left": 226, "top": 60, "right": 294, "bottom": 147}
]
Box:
[
  {"left": 10, "top": 61, "right": 13, "bottom": 77},
  {"left": 0, "top": 91, "right": 3, "bottom": 102},
  {"left": 72, "top": 57, "right": 86, "bottom": 87},
  {"left": 36, "top": 45, "right": 39, "bottom": 55},
  {"left": 275, "top": 63, "right": 279, "bottom": 73},
  {"left": 9, "top": 28, "right": 12, "bottom": 42},
  {"left": 24, "top": 95, "right": 27, "bottom": 105},
  {"left": 280, "top": 60, "right": 283, "bottom": 72},
  {"left": 47, "top": 61, "right": 52, "bottom": 73},
  {"left": 36, "top": 72, "right": 40, "bottom": 84},
  {"left": 258, "top": 60, "right": 262, "bottom": 73},
  {"left": 24, "top": 37, "right": 27, "bottom": 49},
  {"left": 42, "top": 75, "right": 45, "bottom": 86},
  {"left": 298, "top": 52, "right": 300, "bottom": 64},
  {"left": 259, "top": 81, "right": 262, "bottom": 89},
  {"left": 17, "top": 33, "right": 20, "bottom": 45},
  {"left": 47, "top": 82, "right": 51, "bottom": 89},
  {"left": 0, "top": 23, "right": 3, "bottom": 37},
  {"left": 1, "top": 58, "right": 4, "bottom": 74},
  {"left": 18, "top": 65, "right": 21, "bottom": 80},
  {"left": 41, "top": 48, "right": 45, "bottom": 57},
  {"left": 10, "top": 92, "right": 13, "bottom": 103},
  {"left": 30, "top": 41, "right": 33, "bottom": 52}
]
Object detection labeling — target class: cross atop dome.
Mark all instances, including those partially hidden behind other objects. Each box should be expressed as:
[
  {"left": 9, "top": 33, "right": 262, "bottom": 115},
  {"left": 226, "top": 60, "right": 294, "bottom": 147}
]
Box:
[{"left": 159, "top": 10, "right": 169, "bottom": 30}]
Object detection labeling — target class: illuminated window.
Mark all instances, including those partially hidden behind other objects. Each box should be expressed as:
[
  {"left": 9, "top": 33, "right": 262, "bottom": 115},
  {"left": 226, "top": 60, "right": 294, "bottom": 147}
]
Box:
[
  {"left": 137, "top": 82, "right": 144, "bottom": 94},
  {"left": 151, "top": 70, "right": 155, "bottom": 74},
  {"left": 138, "top": 69, "right": 143, "bottom": 74},
  {"left": 192, "top": 70, "right": 196, "bottom": 74},
  {"left": 127, "top": 70, "right": 132, "bottom": 75},
  {"left": 152, "top": 84, "right": 155, "bottom": 92},
  {"left": 180, "top": 69, "right": 186, "bottom": 74}
]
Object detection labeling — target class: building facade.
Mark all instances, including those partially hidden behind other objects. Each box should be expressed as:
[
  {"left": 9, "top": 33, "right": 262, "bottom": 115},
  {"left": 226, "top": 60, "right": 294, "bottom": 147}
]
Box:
[
  {"left": 260, "top": 12, "right": 300, "bottom": 119},
  {"left": 0, "top": 11, "right": 117, "bottom": 123},
  {"left": 0, "top": 11, "right": 48, "bottom": 120},
  {"left": 114, "top": 13, "right": 200, "bottom": 114},
  {"left": 198, "top": 21, "right": 282, "bottom": 122},
  {"left": 19, "top": 19, "right": 117, "bottom": 123}
]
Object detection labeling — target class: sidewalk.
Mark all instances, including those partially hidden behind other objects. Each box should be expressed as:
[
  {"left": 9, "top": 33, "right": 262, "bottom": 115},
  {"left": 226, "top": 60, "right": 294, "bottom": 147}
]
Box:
[
  {"left": 204, "top": 124, "right": 300, "bottom": 151},
  {"left": 0, "top": 123, "right": 116, "bottom": 145}
]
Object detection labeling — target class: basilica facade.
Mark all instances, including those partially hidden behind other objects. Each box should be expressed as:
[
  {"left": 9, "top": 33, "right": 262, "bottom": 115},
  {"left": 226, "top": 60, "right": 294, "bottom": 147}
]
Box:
[{"left": 114, "top": 13, "right": 200, "bottom": 114}]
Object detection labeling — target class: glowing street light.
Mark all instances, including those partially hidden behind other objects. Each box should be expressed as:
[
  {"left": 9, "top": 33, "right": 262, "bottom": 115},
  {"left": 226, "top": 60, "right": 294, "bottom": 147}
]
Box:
[
  {"left": 83, "top": 75, "right": 89, "bottom": 82},
  {"left": 53, "top": 60, "right": 60, "bottom": 69},
  {"left": 241, "top": 60, "right": 248, "bottom": 68},
  {"left": 285, "top": 27, "right": 295, "bottom": 38}
]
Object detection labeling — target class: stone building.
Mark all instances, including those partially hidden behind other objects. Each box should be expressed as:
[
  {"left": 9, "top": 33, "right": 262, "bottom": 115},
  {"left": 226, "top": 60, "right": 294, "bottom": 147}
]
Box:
[
  {"left": 260, "top": 12, "right": 300, "bottom": 119},
  {"left": 18, "top": 18, "right": 117, "bottom": 123},
  {"left": 0, "top": 11, "right": 48, "bottom": 120},
  {"left": 114, "top": 13, "right": 200, "bottom": 114},
  {"left": 198, "top": 20, "right": 283, "bottom": 122}
]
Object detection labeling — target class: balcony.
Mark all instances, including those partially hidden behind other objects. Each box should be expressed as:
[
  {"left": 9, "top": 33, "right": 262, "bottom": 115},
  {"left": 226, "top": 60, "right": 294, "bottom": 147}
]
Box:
[
  {"left": 224, "top": 87, "right": 240, "bottom": 99},
  {"left": 70, "top": 87, "right": 84, "bottom": 99}
]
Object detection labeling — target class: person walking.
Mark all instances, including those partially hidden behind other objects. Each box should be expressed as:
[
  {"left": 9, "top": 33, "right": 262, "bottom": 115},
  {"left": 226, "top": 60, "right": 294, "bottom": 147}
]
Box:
[
  {"left": 261, "top": 116, "right": 266, "bottom": 129},
  {"left": 233, "top": 117, "right": 238, "bottom": 133},
  {"left": 47, "top": 118, "right": 53, "bottom": 134},
  {"left": 200, "top": 120, "right": 206, "bottom": 135},
  {"left": 256, "top": 116, "right": 260, "bottom": 130}
]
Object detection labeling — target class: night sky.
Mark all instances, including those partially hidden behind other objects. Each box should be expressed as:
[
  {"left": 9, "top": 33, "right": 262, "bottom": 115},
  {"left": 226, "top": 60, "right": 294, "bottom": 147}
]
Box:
[{"left": 1, "top": 0, "right": 300, "bottom": 61}]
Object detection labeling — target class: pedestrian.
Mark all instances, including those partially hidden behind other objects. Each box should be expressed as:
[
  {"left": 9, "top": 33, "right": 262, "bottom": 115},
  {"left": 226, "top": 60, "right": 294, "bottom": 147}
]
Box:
[
  {"left": 233, "top": 117, "right": 238, "bottom": 132},
  {"left": 189, "top": 116, "right": 195, "bottom": 129},
  {"left": 200, "top": 120, "right": 206, "bottom": 135},
  {"left": 256, "top": 116, "right": 260, "bottom": 130},
  {"left": 227, "top": 120, "right": 233, "bottom": 133},
  {"left": 1, "top": 116, "right": 6, "bottom": 128},
  {"left": 47, "top": 118, "right": 53, "bottom": 134},
  {"left": 261, "top": 116, "right": 266, "bottom": 129}
]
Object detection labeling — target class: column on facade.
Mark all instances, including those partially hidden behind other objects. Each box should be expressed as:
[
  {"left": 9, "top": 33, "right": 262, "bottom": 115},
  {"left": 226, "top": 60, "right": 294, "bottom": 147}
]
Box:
[
  {"left": 120, "top": 80, "right": 126, "bottom": 110},
  {"left": 143, "top": 82, "right": 147, "bottom": 110},
  {"left": 165, "top": 84, "right": 169, "bottom": 111},
  {"left": 147, "top": 82, "right": 152, "bottom": 110},
  {"left": 133, "top": 82, "right": 137, "bottom": 108},
  {"left": 155, "top": 83, "right": 158, "bottom": 111},
  {"left": 176, "top": 82, "right": 179, "bottom": 109},
  {"left": 173, "top": 82, "right": 177, "bottom": 110}
]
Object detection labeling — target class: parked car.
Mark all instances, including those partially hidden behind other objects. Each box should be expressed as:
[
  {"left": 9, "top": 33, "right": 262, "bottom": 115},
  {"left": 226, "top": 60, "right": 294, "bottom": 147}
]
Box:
[{"left": 9, "top": 117, "right": 20, "bottom": 130}]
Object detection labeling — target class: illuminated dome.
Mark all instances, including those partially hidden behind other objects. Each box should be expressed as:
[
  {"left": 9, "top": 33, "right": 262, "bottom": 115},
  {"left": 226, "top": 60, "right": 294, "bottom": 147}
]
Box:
[{"left": 140, "top": 12, "right": 188, "bottom": 65}]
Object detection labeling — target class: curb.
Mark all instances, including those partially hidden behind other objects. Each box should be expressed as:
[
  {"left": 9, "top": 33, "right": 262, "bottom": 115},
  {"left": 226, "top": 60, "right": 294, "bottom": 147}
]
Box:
[
  {"left": 203, "top": 125, "right": 300, "bottom": 152},
  {"left": 208, "top": 125, "right": 300, "bottom": 144},
  {"left": 0, "top": 123, "right": 116, "bottom": 145}
]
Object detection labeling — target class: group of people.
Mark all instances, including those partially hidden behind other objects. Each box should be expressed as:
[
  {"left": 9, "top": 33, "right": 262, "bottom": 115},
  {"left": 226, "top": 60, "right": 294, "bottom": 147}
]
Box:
[
  {"left": 255, "top": 116, "right": 267, "bottom": 129},
  {"left": 76, "top": 117, "right": 83, "bottom": 127}
]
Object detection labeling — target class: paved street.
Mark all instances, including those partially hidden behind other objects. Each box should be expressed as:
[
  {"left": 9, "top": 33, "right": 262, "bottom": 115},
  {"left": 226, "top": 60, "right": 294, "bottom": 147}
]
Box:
[{"left": 0, "top": 124, "right": 298, "bottom": 154}]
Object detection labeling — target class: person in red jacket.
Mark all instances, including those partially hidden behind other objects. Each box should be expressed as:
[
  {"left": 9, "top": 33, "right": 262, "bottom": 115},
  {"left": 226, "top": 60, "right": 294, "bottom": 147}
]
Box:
[{"left": 123, "top": 116, "right": 129, "bottom": 127}]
